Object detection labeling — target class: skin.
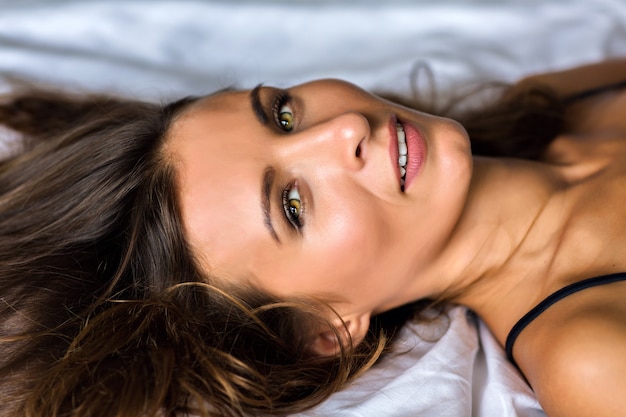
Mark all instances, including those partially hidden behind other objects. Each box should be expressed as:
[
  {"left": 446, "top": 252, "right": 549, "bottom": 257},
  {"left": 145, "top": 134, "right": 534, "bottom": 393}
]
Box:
[{"left": 167, "top": 61, "right": 626, "bottom": 416}]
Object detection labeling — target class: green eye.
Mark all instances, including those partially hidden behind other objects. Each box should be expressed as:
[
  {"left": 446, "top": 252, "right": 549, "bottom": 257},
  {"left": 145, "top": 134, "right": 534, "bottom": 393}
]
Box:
[
  {"left": 278, "top": 104, "right": 294, "bottom": 131},
  {"left": 288, "top": 195, "right": 301, "bottom": 218},
  {"left": 282, "top": 183, "right": 303, "bottom": 229}
]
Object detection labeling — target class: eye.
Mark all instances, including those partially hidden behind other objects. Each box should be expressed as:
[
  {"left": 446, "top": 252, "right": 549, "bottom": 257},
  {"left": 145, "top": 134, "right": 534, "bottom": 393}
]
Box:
[
  {"left": 282, "top": 181, "right": 304, "bottom": 230},
  {"left": 272, "top": 91, "right": 294, "bottom": 132},
  {"left": 278, "top": 104, "right": 294, "bottom": 131}
]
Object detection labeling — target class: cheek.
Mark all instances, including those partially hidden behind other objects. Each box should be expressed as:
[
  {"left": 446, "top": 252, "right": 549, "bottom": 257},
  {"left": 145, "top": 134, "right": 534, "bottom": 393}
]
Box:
[
  {"left": 322, "top": 187, "right": 386, "bottom": 245},
  {"left": 307, "top": 199, "right": 390, "bottom": 287}
]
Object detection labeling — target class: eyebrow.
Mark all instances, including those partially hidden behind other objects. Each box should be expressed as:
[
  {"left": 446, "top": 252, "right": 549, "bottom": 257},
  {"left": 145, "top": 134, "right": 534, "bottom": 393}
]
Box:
[
  {"left": 261, "top": 166, "right": 281, "bottom": 244},
  {"left": 250, "top": 84, "right": 268, "bottom": 125}
]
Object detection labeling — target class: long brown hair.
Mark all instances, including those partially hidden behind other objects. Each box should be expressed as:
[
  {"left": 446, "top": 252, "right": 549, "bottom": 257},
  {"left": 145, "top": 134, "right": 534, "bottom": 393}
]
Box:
[{"left": 0, "top": 77, "right": 564, "bottom": 416}]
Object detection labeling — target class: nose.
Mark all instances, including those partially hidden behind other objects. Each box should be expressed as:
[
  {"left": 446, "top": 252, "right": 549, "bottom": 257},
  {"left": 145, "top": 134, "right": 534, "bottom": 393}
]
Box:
[{"left": 279, "top": 112, "right": 370, "bottom": 171}]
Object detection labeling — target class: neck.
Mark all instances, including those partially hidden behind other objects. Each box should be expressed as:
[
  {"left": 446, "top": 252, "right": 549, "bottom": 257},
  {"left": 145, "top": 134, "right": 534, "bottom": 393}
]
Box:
[{"left": 413, "top": 156, "right": 570, "bottom": 340}]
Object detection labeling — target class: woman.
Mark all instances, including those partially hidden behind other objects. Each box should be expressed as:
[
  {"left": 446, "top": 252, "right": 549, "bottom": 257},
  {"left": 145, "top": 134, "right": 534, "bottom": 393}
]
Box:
[{"left": 1, "top": 59, "right": 625, "bottom": 416}]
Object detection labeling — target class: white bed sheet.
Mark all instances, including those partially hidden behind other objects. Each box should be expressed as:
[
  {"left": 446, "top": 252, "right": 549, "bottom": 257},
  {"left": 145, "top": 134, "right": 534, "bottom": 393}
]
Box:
[
  {"left": 1, "top": 1, "right": 625, "bottom": 416},
  {"left": 294, "top": 307, "right": 543, "bottom": 417}
]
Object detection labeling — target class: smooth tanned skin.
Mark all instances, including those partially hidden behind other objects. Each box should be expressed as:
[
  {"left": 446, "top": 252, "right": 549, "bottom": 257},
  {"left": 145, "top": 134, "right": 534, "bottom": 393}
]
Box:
[
  {"left": 168, "top": 60, "right": 626, "bottom": 416},
  {"left": 503, "top": 59, "right": 626, "bottom": 417}
]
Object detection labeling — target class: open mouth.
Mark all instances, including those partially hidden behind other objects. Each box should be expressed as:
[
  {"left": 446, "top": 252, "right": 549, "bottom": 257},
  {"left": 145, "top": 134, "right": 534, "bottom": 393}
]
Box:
[{"left": 396, "top": 121, "right": 407, "bottom": 190}]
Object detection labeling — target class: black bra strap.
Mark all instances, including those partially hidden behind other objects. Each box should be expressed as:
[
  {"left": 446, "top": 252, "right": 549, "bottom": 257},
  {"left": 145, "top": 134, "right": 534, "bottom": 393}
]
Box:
[{"left": 505, "top": 272, "right": 626, "bottom": 364}]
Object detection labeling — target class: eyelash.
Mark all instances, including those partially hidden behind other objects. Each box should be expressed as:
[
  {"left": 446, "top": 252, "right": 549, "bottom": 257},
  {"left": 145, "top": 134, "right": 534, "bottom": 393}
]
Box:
[
  {"left": 281, "top": 180, "right": 304, "bottom": 231},
  {"left": 271, "top": 90, "right": 295, "bottom": 132}
]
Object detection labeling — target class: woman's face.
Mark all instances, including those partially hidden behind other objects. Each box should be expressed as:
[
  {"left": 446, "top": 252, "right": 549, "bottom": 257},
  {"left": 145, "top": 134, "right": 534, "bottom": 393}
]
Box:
[{"left": 168, "top": 79, "right": 471, "bottom": 327}]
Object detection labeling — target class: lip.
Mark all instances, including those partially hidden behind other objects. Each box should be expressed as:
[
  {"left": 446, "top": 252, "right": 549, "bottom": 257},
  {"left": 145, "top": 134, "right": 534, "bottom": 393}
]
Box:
[
  {"left": 401, "top": 118, "right": 426, "bottom": 191},
  {"left": 388, "top": 115, "right": 426, "bottom": 192}
]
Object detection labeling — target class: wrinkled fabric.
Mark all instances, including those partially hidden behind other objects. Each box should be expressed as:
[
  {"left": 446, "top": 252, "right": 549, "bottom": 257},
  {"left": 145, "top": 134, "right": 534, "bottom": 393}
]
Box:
[
  {"left": 1, "top": 0, "right": 624, "bottom": 102},
  {"left": 294, "top": 307, "right": 544, "bottom": 417}
]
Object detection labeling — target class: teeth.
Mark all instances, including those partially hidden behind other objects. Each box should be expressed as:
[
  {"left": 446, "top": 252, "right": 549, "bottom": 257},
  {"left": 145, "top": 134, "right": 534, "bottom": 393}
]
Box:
[
  {"left": 396, "top": 122, "right": 408, "bottom": 188},
  {"left": 396, "top": 123, "right": 406, "bottom": 143}
]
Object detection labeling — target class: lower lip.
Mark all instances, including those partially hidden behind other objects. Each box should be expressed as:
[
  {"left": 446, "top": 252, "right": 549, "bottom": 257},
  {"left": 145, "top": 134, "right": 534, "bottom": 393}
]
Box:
[{"left": 401, "top": 120, "right": 426, "bottom": 191}]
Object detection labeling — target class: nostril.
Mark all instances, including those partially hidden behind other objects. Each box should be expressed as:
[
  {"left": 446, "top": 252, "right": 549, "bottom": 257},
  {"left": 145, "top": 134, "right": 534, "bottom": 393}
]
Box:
[{"left": 353, "top": 135, "right": 367, "bottom": 163}]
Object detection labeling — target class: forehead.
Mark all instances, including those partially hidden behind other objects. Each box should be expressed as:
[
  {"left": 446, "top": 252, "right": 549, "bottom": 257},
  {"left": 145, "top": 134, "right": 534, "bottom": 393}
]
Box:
[
  {"left": 183, "top": 87, "right": 247, "bottom": 116},
  {"left": 168, "top": 85, "right": 263, "bottom": 160},
  {"left": 166, "top": 88, "right": 273, "bottom": 276}
]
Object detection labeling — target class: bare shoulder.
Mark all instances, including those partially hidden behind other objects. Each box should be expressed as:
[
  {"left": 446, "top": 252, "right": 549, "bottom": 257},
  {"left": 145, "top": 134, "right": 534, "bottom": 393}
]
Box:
[
  {"left": 529, "top": 305, "right": 626, "bottom": 417},
  {"left": 513, "top": 58, "right": 626, "bottom": 136}
]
